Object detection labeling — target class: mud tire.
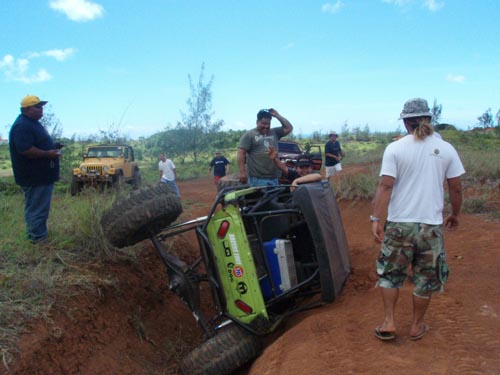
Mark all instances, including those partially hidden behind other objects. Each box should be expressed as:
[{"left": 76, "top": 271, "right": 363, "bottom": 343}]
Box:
[
  {"left": 180, "top": 325, "right": 261, "bottom": 375},
  {"left": 70, "top": 177, "right": 82, "bottom": 196},
  {"left": 132, "top": 170, "right": 142, "bottom": 189},
  {"left": 100, "top": 184, "right": 182, "bottom": 248},
  {"left": 112, "top": 173, "right": 125, "bottom": 191},
  {"left": 217, "top": 174, "right": 242, "bottom": 192}
]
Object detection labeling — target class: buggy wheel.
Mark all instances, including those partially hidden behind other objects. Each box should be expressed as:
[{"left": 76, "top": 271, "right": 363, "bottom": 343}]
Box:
[
  {"left": 217, "top": 174, "right": 242, "bottom": 192},
  {"left": 100, "top": 184, "right": 182, "bottom": 248},
  {"left": 70, "top": 177, "right": 82, "bottom": 196},
  {"left": 180, "top": 325, "right": 261, "bottom": 375}
]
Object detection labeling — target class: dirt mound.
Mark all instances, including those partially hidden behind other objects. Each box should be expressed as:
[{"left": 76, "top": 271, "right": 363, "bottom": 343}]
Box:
[{"left": 5, "top": 177, "right": 500, "bottom": 375}]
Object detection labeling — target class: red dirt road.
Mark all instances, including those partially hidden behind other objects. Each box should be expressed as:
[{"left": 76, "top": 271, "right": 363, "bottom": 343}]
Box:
[{"left": 6, "top": 176, "right": 500, "bottom": 375}]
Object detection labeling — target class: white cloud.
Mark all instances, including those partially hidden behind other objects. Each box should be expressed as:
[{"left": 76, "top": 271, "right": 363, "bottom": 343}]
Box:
[
  {"left": 382, "top": 0, "right": 444, "bottom": 11},
  {"left": 0, "top": 49, "right": 75, "bottom": 84},
  {"left": 322, "top": 1, "right": 344, "bottom": 14},
  {"left": 44, "top": 48, "right": 76, "bottom": 61},
  {"left": 382, "top": 0, "right": 410, "bottom": 5},
  {"left": 0, "top": 55, "right": 52, "bottom": 83},
  {"left": 446, "top": 74, "right": 465, "bottom": 83},
  {"left": 49, "top": 0, "right": 104, "bottom": 22},
  {"left": 28, "top": 48, "right": 76, "bottom": 62},
  {"left": 423, "top": 0, "right": 444, "bottom": 11}
]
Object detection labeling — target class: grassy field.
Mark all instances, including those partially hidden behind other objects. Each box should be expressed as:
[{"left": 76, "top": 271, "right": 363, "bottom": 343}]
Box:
[{"left": 1, "top": 129, "right": 499, "bottom": 367}]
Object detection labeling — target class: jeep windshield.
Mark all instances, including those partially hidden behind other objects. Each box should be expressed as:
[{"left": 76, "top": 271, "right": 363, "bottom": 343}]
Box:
[
  {"left": 87, "top": 147, "right": 122, "bottom": 158},
  {"left": 278, "top": 142, "right": 301, "bottom": 153}
]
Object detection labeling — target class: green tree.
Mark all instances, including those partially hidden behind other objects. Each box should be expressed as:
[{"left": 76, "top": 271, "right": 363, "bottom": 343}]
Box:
[
  {"left": 40, "top": 105, "right": 63, "bottom": 140},
  {"left": 431, "top": 99, "right": 442, "bottom": 126},
  {"left": 477, "top": 108, "right": 494, "bottom": 128},
  {"left": 341, "top": 122, "right": 349, "bottom": 139},
  {"left": 178, "top": 63, "right": 224, "bottom": 162}
]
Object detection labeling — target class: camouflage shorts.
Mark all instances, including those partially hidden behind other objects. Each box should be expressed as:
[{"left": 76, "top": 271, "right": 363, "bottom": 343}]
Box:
[{"left": 376, "top": 221, "right": 449, "bottom": 298}]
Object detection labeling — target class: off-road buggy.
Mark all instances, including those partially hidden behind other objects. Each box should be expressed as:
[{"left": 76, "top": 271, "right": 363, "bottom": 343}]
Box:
[{"left": 101, "top": 181, "right": 351, "bottom": 375}]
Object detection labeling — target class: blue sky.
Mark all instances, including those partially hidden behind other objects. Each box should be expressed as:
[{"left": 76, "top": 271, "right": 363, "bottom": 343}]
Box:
[{"left": 1, "top": 0, "right": 499, "bottom": 139}]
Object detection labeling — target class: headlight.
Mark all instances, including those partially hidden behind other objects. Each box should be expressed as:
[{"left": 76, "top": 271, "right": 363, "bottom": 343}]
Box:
[
  {"left": 103, "top": 166, "right": 109, "bottom": 173},
  {"left": 81, "top": 166, "right": 87, "bottom": 173}
]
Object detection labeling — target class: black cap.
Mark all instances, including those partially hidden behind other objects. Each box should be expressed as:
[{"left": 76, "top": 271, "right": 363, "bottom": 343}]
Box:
[{"left": 296, "top": 155, "right": 312, "bottom": 167}]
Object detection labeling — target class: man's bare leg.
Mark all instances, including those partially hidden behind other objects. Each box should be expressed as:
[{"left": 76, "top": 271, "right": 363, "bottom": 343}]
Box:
[
  {"left": 410, "top": 294, "right": 431, "bottom": 336},
  {"left": 379, "top": 287, "right": 399, "bottom": 333}
]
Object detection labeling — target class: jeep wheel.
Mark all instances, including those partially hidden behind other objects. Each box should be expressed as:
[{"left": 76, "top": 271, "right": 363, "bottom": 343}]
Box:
[
  {"left": 112, "top": 173, "right": 125, "bottom": 190},
  {"left": 100, "top": 184, "right": 182, "bottom": 248},
  {"left": 180, "top": 325, "right": 261, "bottom": 375},
  {"left": 217, "top": 174, "right": 242, "bottom": 192},
  {"left": 132, "top": 170, "right": 141, "bottom": 189},
  {"left": 70, "top": 177, "right": 82, "bottom": 196}
]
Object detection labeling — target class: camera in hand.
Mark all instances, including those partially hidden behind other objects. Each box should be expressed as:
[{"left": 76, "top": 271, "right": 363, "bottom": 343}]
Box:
[{"left": 55, "top": 142, "right": 64, "bottom": 150}]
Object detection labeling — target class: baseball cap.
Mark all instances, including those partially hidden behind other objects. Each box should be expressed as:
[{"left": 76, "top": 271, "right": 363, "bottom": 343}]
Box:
[
  {"left": 329, "top": 132, "right": 338, "bottom": 137},
  {"left": 296, "top": 155, "right": 312, "bottom": 167},
  {"left": 257, "top": 109, "right": 272, "bottom": 120},
  {"left": 215, "top": 150, "right": 222, "bottom": 154},
  {"left": 21, "top": 95, "right": 48, "bottom": 108},
  {"left": 399, "top": 98, "right": 432, "bottom": 119}
]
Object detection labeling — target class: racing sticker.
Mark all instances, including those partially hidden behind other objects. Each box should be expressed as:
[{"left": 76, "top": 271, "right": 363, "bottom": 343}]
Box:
[
  {"left": 232, "top": 265, "right": 244, "bottom": 278},
  {"left": 237, "top": 281, "right": 248, "bottom": 294}
]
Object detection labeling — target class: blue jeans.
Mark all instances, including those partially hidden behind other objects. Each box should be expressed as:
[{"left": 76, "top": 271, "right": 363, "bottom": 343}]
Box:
[
  {"left": 161, "top": 179, "right": 180, "bottom": 197},
  {"left": 248, "top": 176, "right": 279, "bottom": 187},
  {"left": 21, "top": 184, "right": 54, "bottom": 242}
]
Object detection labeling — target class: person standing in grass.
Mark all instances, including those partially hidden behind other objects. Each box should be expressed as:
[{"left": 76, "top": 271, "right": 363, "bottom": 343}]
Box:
[
  {"left": 159, "top": 153, "right": 180, "bottom": 197},
  {"left": 9, "top": 95, "right": 60, "bottom": 244},
  {"left": 324, "top": 132, "right": 344, "bottom": 182},
  {"left": 208, "top": 150, "right": 230, "bottom": 185},
  {"left": 371, "top": 98, "right": 465, "bottom": 341}
]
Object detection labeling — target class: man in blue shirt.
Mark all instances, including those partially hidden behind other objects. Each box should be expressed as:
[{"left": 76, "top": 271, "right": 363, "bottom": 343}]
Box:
[
  {"left": 208, "top": 150, "right": 230, "bottom": 185},
  {"left": 9, "top": 95, "right": 60, "bottom": 243}
]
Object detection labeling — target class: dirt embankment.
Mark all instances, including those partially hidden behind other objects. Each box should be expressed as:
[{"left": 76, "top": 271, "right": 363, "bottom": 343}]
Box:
[{"left": 5, "top": 176, "right": 500, "bottom": 375}]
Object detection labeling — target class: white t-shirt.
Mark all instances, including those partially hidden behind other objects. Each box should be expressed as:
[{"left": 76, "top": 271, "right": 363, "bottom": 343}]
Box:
[
  {"left": 380, "top": 133, "right": 465, "bottom": 225},
  {"left": 159, "top": 159, "right": 176, "bottom": 181}
]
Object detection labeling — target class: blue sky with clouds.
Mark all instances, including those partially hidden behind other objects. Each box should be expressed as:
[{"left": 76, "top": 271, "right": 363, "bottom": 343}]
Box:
[{"left": 1, "top": 0, "right": 499, "bottom": 139}]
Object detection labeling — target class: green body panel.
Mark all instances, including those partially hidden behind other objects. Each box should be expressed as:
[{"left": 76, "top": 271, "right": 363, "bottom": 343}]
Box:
[{"left": 206, "top": 202, "right": 269, "bottom": 324}]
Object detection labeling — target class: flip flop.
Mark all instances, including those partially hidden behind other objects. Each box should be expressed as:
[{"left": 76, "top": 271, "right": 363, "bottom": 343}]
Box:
[
  {"left": 410, "top": 324, "right": 429, "bottom": 340},
  {"left": 374, "top": 327, "right": 396, "bottom": 341}
]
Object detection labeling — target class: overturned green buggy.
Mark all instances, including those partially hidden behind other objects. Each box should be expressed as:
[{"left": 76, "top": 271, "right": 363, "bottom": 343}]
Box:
[{"left": 101, "top": 181, "right": 351, "bottom": 375}]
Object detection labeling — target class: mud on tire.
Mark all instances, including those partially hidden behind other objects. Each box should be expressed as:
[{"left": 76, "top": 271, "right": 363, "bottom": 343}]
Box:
[
  {"left": 100, "top": 184, "right": 182, "bottom": 248},
  {"left": 217, "top": 174, "right": 242, "bottom": 192},
  {"left": 180, "top": 325, "right": 261, "bottom": 375}
]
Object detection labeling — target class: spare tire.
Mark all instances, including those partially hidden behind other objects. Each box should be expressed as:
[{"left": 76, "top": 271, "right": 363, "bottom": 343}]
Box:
[
  {"left": 101, "top": 184, "right": 182, "bottom": 248},
  {"left": 180, "top": 325, "right": 261, "bottom": 375},
  {"left": 217, "top": 174, "right": 243, "bottom": 192}
]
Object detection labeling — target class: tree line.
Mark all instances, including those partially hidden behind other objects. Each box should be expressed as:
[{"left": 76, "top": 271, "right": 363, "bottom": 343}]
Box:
[{"left": 11, "top": 64, "right": 499, "bottom": 163}]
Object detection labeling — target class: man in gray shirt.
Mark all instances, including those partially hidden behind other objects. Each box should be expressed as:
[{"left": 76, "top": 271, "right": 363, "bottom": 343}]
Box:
[{"left": 237, "top": 108, "right": 293, "bottom": 186}]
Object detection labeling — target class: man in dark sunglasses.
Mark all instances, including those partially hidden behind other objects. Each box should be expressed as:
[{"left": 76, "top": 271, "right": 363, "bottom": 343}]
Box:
[
  {"left": 9, "top": 95, "right": 60, "bottom": 244},
  {"left": 237, "top": 108, "right": 293, "bottom": 186}
]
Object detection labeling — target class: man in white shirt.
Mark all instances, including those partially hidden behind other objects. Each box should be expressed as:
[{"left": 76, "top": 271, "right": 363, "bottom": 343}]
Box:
[
  {"left": 371, "top": 98, "right": 465, "bottom": 342},
  {"left": 159, "top": 153, "right": 180, "bottom": 197}
]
